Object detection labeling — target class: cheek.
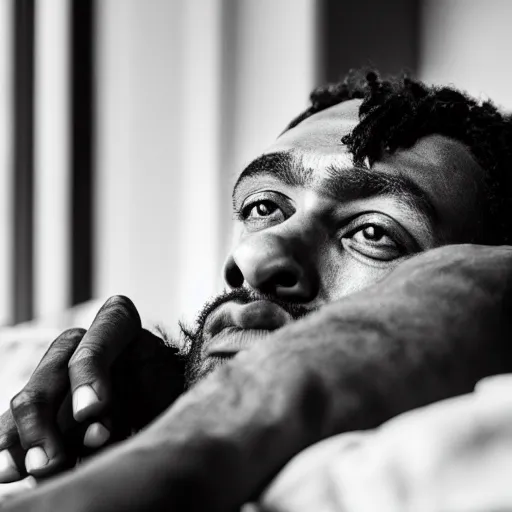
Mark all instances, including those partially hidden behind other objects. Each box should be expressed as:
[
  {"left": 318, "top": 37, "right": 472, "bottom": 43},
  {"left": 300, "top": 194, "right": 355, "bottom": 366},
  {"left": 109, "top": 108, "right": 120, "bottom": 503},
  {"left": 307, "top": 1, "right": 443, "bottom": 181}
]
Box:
[{"left": 320, "top": 250, "right": 401, "bottom": 301}]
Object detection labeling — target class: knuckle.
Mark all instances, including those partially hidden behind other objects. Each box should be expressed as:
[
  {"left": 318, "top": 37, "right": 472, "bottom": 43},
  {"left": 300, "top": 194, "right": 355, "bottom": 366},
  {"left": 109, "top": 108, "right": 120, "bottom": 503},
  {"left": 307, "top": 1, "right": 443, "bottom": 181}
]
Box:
[
  {"left": 51, "top": 328, "right": 86, "bottom": 350},
  {"left": 10, "top": 390, "right": 45, "bottom": 416},
  {"left": 104, "top": 295, "right": 136, "bottom": 314},
  {"left": 41, "top": 328, "right": 87, "bottom": 372},
  {"left": 0, "top": 432, "right": 16, "bottom": 448},
  {"left": 68, "top": 346, "right": 99, "bottom": 369},
  {"left": 0, "top": 412, "right": 17, "bottom": 447},
  {"left": 103, "top": 295, "right": 140, "bottom": 326},
  {"left": 61, "top": 327, "right": 87, "bottom": 340}
]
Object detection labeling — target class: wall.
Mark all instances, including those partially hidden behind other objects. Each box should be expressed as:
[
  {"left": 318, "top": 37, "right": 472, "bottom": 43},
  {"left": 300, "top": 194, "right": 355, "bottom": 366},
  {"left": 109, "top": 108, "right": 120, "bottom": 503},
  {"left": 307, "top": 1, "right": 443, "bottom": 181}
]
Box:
[{"left": 419, "top": 0, "right": 512, "bottom": 110}]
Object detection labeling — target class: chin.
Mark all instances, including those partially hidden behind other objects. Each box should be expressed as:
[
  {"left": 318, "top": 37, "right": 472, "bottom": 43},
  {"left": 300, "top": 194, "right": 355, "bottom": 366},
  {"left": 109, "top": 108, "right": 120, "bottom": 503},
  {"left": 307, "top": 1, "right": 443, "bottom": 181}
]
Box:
[{"left": 185, "top": 354, "right": 234, "bottom": 389}]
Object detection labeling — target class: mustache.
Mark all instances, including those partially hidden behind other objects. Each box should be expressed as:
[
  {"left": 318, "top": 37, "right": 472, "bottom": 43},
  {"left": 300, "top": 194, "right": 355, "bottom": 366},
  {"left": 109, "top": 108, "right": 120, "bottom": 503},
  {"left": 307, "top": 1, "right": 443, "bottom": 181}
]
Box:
[
  {"left": 181, "top": 288, "right": 316, "bottom": 388},
  {"left": 180, "top": 288, "right": 314, "bottom": 352}
]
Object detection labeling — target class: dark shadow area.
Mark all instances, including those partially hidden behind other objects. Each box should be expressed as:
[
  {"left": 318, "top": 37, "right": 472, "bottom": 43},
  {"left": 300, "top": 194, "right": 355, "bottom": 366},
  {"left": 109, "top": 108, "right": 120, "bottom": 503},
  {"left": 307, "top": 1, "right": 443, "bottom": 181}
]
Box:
[
  {"left": 70, "top": 0, "right": 95, "bottom": 305},
  {"left": 13, "top": 0, "right": 35, "bottom": 323}
]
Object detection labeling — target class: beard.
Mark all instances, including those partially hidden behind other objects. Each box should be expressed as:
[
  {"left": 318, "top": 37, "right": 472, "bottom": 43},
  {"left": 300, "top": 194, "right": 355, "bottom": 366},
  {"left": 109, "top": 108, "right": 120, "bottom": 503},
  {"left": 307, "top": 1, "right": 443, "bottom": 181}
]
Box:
[{"left": 180, "top": 288, "right": 313, "bottom": 388}]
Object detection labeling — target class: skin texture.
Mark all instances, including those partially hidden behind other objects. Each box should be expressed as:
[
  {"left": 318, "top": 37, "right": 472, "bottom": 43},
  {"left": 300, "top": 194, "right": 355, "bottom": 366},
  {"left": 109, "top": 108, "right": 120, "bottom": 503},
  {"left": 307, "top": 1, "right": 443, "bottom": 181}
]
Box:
[
  {"left": 227, "top": 99, "right": 484, "bottom": 303},
  {"left": 0, "top": 99, "right": 508, "bottom": 510}
]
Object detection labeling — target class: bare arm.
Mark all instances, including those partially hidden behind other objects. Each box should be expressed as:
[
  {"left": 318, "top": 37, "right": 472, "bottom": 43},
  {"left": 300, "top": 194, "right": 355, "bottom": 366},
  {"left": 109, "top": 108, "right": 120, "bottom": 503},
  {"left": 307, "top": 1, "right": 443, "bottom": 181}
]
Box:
[{"left": 4, "top": 244, "right": 512, "bottom": 512}]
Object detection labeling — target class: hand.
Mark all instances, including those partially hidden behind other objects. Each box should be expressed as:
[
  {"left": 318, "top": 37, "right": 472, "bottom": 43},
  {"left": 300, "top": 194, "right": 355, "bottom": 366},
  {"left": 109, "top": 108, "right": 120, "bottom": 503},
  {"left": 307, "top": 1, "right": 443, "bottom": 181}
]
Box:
[
  {"left": 0, "top": 296, "right": 185, "bottom": 483},
  {"left": 257, "top": 374, "right": 512, "bottom": 512}
]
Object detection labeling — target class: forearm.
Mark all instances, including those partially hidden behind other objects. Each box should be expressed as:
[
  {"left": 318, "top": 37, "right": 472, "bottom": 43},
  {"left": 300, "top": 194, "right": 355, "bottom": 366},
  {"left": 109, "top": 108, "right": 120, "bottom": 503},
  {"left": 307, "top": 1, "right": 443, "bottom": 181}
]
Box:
[{"left": 5, "top": 245, "right": 512, "bottom": 511}]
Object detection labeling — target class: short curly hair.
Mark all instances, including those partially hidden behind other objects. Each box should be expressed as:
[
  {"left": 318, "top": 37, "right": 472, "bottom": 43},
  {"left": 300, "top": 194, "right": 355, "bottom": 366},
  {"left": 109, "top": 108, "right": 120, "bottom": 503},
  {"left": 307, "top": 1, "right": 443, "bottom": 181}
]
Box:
[{"left": 285, "top": 70, "right": 512, "bottom": 246}]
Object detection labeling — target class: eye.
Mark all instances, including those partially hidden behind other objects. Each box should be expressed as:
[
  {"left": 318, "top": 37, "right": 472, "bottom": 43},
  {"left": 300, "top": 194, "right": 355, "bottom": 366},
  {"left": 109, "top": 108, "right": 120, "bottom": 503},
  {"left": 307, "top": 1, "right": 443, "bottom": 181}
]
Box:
[
  {"left": 352, "top": 225, "right": 393, "bottom": 244},
  {"left": 342, "top": 221, "right": 409, "bottom": 262},
  {"left": 244, "top": 200, "right": 279, "bottom": 219},
  {"left": 236, "top": 195, "right": 290, "bottom": 231},
  {"left": 234, "top": 191, "right": 293, "bottom": 231}
]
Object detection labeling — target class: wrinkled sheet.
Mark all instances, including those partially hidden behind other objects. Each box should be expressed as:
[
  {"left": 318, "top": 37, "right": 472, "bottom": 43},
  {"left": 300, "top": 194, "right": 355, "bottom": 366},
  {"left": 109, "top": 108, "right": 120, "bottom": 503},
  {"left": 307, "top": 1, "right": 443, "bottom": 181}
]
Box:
[{"left": 252, "top": 374, "right": 512, "bottom": 512}]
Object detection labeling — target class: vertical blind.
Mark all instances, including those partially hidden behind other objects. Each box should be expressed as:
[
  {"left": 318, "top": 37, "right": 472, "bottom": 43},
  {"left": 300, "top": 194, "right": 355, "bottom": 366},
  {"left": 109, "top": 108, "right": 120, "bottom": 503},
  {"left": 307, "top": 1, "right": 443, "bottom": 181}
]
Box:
[
  {"left": 0, "top": 0, "right": 318, "bottom": 329},
  {"left": 1, "top": 0, "right": 94, "bottom": 326}
]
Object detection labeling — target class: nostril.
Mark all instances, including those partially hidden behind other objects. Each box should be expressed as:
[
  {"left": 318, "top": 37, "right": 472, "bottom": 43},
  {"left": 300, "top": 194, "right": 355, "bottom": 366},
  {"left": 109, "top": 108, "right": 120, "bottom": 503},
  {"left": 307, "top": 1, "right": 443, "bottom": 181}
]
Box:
[
  {"left": 225, "top": 264, "right": 244, "bottom": 288},
  {"left": 275, "top": 270, "right": 298, "bottom": 288}
]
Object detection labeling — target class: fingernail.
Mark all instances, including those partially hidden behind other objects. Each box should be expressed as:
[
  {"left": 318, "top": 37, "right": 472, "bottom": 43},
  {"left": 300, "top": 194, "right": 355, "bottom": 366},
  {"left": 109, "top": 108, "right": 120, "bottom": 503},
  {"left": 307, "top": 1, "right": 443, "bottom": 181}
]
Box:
[
  {"left": 25, "top": 447, "right": 48, "bottom": 473},
  {"left": 0, "top": 449, "right": 20, "bottom": 481},
  {"left": 83, "top": 422, "right": 110, "bottom": 448},
  {"left": 73, "top": 385, "right": 100, "bottom": 419}
]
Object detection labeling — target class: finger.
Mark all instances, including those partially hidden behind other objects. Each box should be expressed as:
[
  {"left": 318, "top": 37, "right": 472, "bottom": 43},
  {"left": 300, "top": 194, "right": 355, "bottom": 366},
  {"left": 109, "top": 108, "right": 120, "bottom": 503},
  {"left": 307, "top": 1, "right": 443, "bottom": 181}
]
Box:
[
  {"left": 475, "top": 373, "right": 512, "bottom": 395},
  {"left": 0, "top": 476, "right": 37, "bottom": 504},
  {"left": 83, "top": 420, "right": 111, "bottom": 449},
  {"left": 9, "top": 329, "right": 85, "bottom": 478},
  {"left": 57, "top": 393, "right": 94, "bottom": 459},
  {"left": 0, "top": 445, "right": 24, "bottom": 484},
  {"left": 68, "top": 295, "right": 141, "bottom": 423},
  {"left": 0, "top": 410, "right": 18, "bottom": 451},
  {"left": 0, "top": 411, "right": 22, "bottom": 482}
]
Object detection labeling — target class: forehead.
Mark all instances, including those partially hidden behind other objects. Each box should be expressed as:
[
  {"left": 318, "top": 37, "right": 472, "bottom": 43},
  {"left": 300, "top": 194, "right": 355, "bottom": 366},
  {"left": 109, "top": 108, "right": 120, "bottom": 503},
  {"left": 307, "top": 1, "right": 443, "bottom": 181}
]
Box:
[
  {"left": 252, "top": 99, "right": 485, "bottom": 242},
  {"left": 272, "top": 99, "right": 362, "bottom": 157},
  {"left": 269, "top": 99, "right": 480, "bottom": 177}
]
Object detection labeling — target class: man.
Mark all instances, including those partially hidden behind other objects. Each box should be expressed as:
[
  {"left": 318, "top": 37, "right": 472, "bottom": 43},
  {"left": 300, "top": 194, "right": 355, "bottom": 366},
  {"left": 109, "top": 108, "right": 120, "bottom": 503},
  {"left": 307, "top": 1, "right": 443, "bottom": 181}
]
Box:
[{"left": 1, "top": 70, "right": 512, "bottom": 510}]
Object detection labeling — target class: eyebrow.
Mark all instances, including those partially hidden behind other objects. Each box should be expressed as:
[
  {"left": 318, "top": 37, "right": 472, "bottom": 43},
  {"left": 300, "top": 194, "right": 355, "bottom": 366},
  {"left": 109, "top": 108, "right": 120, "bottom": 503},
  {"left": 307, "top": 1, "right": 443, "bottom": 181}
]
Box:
[
  {"left": 232, "top": 151, "right": 438, "bottom": 225},
  {"left": 233, "top": 152, "right": 311, "bottom": 195}
]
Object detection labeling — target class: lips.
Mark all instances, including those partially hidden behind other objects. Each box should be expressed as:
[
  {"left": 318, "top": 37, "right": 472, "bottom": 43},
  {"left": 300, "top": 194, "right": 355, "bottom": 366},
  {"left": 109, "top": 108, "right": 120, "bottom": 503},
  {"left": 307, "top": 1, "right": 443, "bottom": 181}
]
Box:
[
  {"left": 206, "top": 327, "right": 273, "bottom": 355},
  {"left": 204, "top": 300, "right": 292, "bottom": 356}
]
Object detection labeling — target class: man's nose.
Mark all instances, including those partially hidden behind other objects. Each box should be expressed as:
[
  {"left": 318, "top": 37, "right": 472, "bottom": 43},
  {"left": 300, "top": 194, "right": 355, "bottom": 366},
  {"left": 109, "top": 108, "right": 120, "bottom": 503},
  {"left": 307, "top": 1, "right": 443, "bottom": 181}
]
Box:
[{"left": 223, "top": 232, "right": 319, "bottom": 301}]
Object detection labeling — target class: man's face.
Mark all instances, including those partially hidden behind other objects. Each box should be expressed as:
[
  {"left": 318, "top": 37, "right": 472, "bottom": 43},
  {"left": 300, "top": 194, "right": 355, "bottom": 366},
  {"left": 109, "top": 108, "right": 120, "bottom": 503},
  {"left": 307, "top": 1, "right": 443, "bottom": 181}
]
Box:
[{"left": 184, "top": 99, "right": 485, "bottom": 385}]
